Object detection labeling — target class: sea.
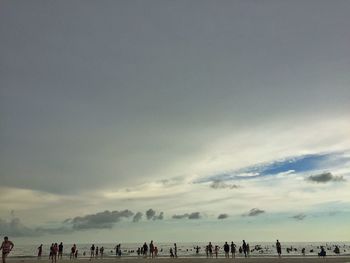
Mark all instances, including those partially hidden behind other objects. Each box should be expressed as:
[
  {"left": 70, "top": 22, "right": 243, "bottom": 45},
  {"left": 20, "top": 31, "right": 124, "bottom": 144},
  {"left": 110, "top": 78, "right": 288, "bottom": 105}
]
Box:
[{"left": 10, "top": 242, "right": 350, "bottom": 258}]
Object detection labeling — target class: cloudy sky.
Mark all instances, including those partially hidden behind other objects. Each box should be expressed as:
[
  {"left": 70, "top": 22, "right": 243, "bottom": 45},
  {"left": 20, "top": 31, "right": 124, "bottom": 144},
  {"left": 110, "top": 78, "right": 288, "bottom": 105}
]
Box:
[{"left": 1, "top": 0, "right": 350, "bottom": 244}]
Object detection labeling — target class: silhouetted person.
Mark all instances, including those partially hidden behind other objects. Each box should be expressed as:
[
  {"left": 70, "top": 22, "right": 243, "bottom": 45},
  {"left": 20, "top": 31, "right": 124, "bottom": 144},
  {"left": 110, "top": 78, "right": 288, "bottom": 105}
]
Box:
[
  {"left": 174, "top": 243, "right": 177, "bottom": 258},
  {"left": 214, "top": 245, "right": 219, "bottom": 258},
  {"left": 242, "top": 240, "right": 247, "bottom": 257},
  {"left": 37, "top": 244, "right": 43, "bottom": 259},
  {"left": 208, "top": 242, "right": 213, "bottom": 258},
  {"left": 318, "top": 246, "right": 326, "bottom": 258},
  {"left": 170, "top": 248, "right": 174, "bottom": 258},
  {"left": 90, "top": 244, "right": 95, "bottom": 260},
  {"left": 58, "top": 243, "right": 63, "bottom": 259},
  {"left": 100, "top": 247, "right": 104, "bottom": 259},
  {"left": 276, "top": 240, "right": 282, "bottom": 257},
  {"left": 142, "top": 242, "right": 148, "bottom": 258},
  {"left": 150, "top": 241, "right": 154, "bottom": 258},
  {"left": 224, "top": 242, "right": 229, "bottom": 258},
  {"left": 70, "top": 244, "right": 76, "bottom": 260},
  {"left": 230, "top": 242, "right": 236, "bottom": 258}
]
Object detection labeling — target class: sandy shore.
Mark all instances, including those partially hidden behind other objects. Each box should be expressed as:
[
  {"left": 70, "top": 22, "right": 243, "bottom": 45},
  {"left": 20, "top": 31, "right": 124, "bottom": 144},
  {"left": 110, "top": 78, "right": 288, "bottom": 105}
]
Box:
[{"left": 6, "top": 257, "right": 350, "bottom": 263}]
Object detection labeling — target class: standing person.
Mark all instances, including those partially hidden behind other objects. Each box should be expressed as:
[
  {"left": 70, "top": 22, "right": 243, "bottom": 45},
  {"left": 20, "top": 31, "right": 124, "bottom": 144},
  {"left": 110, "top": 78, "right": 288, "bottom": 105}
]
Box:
[
  {"left": 70, "top": 244, "right": 76, "bottom": 260},
  {"left": 52, "top": 243, "right": 58, "bottom": 263},
  {"left": 224, "top": 242, "right": 229, "bottom": 258},
  {"left": 246, "top": 243, "right": 250, "bottom": 257},
  {"left": 208, "top": 242, "right": 213, "bottom": 258},
  {"left": 242, "top": 240, "right": 247, "bottom": 258},
  {"left": 214, "top": 245, "right": 219, "bottom": 258},
  {"left": 174, "top": 243, "right": 177, "bottom": 258},
  {"left": 154, "top": 247, "right": 158, "bottom": 257},
  {"left": 142, "top": 242, "right": 148, "bottom": 258},
  {"left": 95, "top": 246, "right": 98, "bottom": 258},
  {"left": 230, "top": 242, "right": 236, "bottom": 258},
  {"left": 276, "top": 240, "right": 282, "bottom": 257},
  {"left": 58, "top": 242, "right": 63, "bottom": 259},
  {"left": 149, "top": 241, "right": 154, "bottom": 258},
  {"left": 37, "top": 244, "right": 43, "bottom": 259},
  {"left": 0, "top": 237, "right": 14, "bottom": 263},
  {"left": 169, "top": 248, "right": 174, "bottom": 258},
  {"left": 100, "top": 247, "right": 104, "bottom": 259},
  {"left": 90, "top": 244, "right": 95, "bottom": 260}
]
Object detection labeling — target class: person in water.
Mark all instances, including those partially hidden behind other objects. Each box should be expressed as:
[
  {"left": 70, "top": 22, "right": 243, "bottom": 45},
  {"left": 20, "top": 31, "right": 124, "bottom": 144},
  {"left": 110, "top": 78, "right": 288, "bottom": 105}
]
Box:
[
  {"left": 0, "top": 237, "right": 14, "bottom": 263},
  {"left": 276, "top": 240, "right": 282, "bottom": 257},
  {"left": 37, "top": 244, "right": 43, "bottom": 259}
]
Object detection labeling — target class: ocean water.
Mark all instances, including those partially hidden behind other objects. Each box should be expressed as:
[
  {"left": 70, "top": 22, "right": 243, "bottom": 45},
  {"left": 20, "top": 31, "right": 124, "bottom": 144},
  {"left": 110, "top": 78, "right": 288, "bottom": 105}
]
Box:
[{"left": 9, "top": 242, "right": 350, "bottom": 258}]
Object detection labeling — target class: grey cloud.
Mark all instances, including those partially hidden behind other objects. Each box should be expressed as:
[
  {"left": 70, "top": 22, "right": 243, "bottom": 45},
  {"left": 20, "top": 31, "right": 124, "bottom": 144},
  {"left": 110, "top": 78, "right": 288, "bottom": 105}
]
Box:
[
  {"left": 188, "top": 212, "right": 201, "bottom": 219},
  {"left": 243, "top": 208, "right": 265, "bottom": 217},
  {"left": 132, "top": 212, "right": 143, "bottom": 223},
  {"left": 306, "top": 172, "right": 346, "bottom": 183},
  {"left": 0, "top": 217, "right": 38, "bottom": 237},
  {"left": 153, "top": 212, "right": 164, "bottom": 220},
  {"left": 70, "top": 210, "right": 134, "bottom": 230},
  {"left": 146, "top": 209, "right": 156, "bottom": 220},
  {"left": 218, "top": 214, "right": 229, "bottom": 219},
  {"left": 291, "top": 213, "right": 306, "bottom": 220},
  {"left": 210, "top": 180, "right": 239, "bottom": 189},
  {"left": 172, "top": 214, "right": 189, "bottom": 219}
]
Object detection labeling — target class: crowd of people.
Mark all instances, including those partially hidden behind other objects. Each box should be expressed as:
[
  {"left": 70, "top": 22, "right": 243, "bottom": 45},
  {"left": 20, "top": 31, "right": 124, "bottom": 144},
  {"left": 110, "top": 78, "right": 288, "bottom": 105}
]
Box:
[{"left": 0, "top": 236, "right": 344, "bottom": 262}]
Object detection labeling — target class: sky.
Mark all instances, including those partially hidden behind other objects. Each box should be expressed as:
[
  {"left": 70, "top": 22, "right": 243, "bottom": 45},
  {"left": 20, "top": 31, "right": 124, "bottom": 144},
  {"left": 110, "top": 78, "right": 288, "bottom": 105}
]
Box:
[{"left": 1, "top": 0, "right": 350, "bottom": 244}]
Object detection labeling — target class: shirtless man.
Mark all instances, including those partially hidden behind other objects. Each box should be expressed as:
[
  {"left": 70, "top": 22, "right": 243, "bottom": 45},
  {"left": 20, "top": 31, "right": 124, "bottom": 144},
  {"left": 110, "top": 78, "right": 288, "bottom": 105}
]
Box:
[{"left": 0, "top": 237, "right": 14, "bottom": 263}]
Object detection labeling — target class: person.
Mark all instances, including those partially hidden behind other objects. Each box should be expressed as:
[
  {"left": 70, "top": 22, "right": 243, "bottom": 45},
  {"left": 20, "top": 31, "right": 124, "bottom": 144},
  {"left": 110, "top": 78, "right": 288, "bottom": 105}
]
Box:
[
  {"left": 174, "top": 243, "right": 177, "bottom": 258},
  {"left": 230, "top": 242, "right": 236, "bottom": 258},
  {"left": 334, "top": 245, "right": 340, "bottom": 255},
  {"left": 100, "top": 247, "right": 104, "bottom": 259},
  {"left": 242, "top": 240, "right": 247, "bottom": 257},
  {"left": 276, "top": 240, "right": 282, "bottom": 257},
  {"left": 74, "top": 249, "right": 78, "bottom": 259},
  {"left": 0, "top": 237, "right": 14, "bottom": 263},
  {"left": 142, "top": 242, "right": 148, "bottom": 258},
  {"left": 195, "top": 246, "right": 200, "bottom": 255},
  {"left": 52, "top": 243, "right": 58, "bottom": 263},
  {"left": 37, "top": 244, "right": 43, "bottom": 259},
  {"left": 208, "top": 242, "right": 213, "bottom": 258},
  {"left": 150, "top": 241, "right": 154, "bottom": 258},
  {"left": 90, "top": 244, "right": 95, "bottom": 260},
  {"left": 70, "top": 244, "right": 76, "bottom": 260},
  {"left": 95, "top": 246, "right": 98, "bottom": 258},
  {"left": 301, "top": 248, "right": 305, "bottom": 256},
  {"left": 246, "top": 243, "right": 250, "bottom": 257},
  {"left": 318, "top": 246, "right": 326, "bottom": 258},
  {"left": 154, "top": 247, "right": 158, "bottom": 257},
  {"left": 214, "top": 245, "right": 219, "bottom": 258},
  {"left": 58, "top": 242, "right": 63, "bottom": 259},
  {"left": 224, "top": 242, "right": 229, "bottom": 258},
  {"left": 169, "top": 248, "right": 174, "bottom": 258}
]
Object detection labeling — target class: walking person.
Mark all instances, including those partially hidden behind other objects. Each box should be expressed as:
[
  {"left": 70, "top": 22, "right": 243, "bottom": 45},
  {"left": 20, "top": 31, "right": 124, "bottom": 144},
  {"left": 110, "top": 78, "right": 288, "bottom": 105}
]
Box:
[
  {"left": 242, "top": 240, "right": 247, "bottom": 258},
  {"left": 70, "top": 244, "right": 76, "bottom": 260},
  {"left": 149, "top": 241, "right": 154, "bottom": 258},
  {"left": 0, "top": 237, "right": 14, "bottom": 263},
  {"left": 89, "top": 244, "right": 95, "bottom": 260},
  {"left": 276, "top": 240, "right": 282, "bottom": 257},
  {"left": 37, "top": 244, "right": 43, "bottom": 259},
  {"left": 58, "top": 243, "right": 63, "bottom": 259}
]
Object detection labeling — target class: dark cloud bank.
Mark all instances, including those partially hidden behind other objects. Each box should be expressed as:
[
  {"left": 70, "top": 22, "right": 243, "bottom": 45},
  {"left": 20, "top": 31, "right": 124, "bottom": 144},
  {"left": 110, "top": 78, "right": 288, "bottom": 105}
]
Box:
[
  {"left": 210, "top": 180, "right": 239, "bottom": 189},
  {"left": 243, "top": 208, "right": 265, "bottom": 217},
  {"left": 172, "top": 212, "right": 201, "bottom": 220},
  {"left": 306, "top": 172, "right": 345, "bottom": 183}
]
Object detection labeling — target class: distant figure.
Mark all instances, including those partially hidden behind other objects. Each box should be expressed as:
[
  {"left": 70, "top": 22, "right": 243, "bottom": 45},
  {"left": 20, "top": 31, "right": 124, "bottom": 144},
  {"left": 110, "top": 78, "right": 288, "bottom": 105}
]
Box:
[
  {"left": 142, "top": 242, "right": 148, "bottom": 257},
  {"left": 95, "top": 246, "right": 98, "bottom": 258},
  {"left": 52, "top": 243, "right": 58, "bottom": 263},
  {"left": 246, "top": 243, "right": 250, "bottom": 256},
  {"left": 214, "top": 245, "right": 219, "bottom": 258},
  {"left": 100, "top": 247, "right": 104, "bottom": 259},
  {"left": 70, "top": 244, "right": 76, "bottom": 260},
  {"left": 238, "top": 246, "right": 242, "bottom": 254},
  {"left": 224, "top": 242, "right": 229, "bottom": 258},
  {"left": 318, "top": 246, "right": 326, "bottom": 258},
  {"left": 301, "top": 248, "right": 305, "bottom": 256},
  {"left": 208, "top": 242, "right": 213, "bottom": 258},
  {"left": 137, "top": 248, "right": 141, "bottom": 256},
  {"left": 334, "top": 246, "right": 340, "bottom": 255},
  {"left": 205, "top": 246, "right": 209, "bottom": 258},
  {"left": 170, "top": 248, "right": 174, "bottom": 258},
  {"left": 154, "top": 247, "right": 158, "bottom": 257},
  {"left": 90, "top": 244, "right": 95, "bottom": 260},
  {"left": 74, "top": 249, "right": 78, "bottom": 259},
  {"left": 230, "top": 242, "right": 236, "bottom": 258},
  {"left": 174, "top": 243, "right": 177, "bottom": 258},
  {"left": 276, "top": 240, "right": 282, "bottom": 257},
  {"left": 195, "top": 246, "right": 200, "bottom": 255},
  {"left": 0, "top": 237, "right": 14, "bottom": 263},
  {"left": 37, "top": 244, "right": 43, "bottom": 259},
  {"left": 58, "top": 242, "right": 63, "bottom": 259},
  {"left": 150, "top": 241, "right": 154, "bottom": 258},
  {"left": 242, "top": 240, "right": 247, "bottom": 257}
]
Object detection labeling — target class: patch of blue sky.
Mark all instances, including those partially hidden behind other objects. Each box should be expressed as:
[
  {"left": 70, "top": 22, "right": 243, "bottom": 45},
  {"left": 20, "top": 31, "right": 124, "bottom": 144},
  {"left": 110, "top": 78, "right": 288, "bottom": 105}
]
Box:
[{"left": 197, "top": 152, "right": 349, "bottom": 183}]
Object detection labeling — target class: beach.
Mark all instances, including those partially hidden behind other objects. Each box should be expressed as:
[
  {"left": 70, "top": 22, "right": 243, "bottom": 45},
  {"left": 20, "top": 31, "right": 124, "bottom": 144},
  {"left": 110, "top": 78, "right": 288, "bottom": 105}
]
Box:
[{"left": 6, "top": 257, "right": 350, "bottom": 263}]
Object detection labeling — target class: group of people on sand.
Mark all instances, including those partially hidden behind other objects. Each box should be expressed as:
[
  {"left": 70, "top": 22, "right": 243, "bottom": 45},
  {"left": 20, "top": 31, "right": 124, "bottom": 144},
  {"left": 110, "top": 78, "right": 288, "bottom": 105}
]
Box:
[
  {"left": 138, "top": 241, "right": 160, "bottom": 258},
  {"left": 38, "top": 243, "right": 79, "bottom": 261}
]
